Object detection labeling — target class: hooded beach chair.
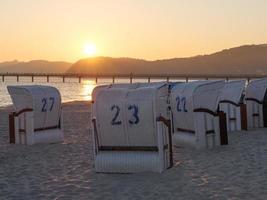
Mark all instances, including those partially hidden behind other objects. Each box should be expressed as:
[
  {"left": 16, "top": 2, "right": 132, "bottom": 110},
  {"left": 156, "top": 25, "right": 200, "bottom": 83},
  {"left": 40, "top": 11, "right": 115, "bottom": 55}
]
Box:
[
  {"left": 170, "top": 81, "right": 228, "bottom": 149},
  {"left": 218, "top": 80, "right": 247, "bottom": 131},
  {"left": 91, "top": 82, "right": 173, "bottom": 173},
  {"left": 245, "top": 78, "right": 267, "bottom": 129},
  {"left": 7, "top": 85, "right": 64, "bottom": 145}
]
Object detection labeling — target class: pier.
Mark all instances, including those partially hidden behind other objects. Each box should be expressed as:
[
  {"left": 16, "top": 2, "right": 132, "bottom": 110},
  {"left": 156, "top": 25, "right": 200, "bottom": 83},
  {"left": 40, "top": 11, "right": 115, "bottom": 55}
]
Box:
[{"left": 0, "top": 73, "right": 266, "bottom": 83}]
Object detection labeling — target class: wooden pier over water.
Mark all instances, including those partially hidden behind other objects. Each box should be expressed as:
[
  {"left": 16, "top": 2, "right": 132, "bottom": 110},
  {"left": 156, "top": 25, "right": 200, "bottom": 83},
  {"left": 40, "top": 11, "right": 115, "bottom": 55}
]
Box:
[{"left": 0, "top": 73, "right": 266, "bottom": 83}]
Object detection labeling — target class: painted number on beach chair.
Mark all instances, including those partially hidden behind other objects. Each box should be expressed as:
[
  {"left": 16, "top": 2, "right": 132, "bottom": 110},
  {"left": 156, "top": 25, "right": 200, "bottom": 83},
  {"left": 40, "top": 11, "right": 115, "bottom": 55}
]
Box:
[
  {"left": 41, "top": 97, "right": 55, "bottom": 112},
  {"left": 176, "top": 96, "right": 187, "bottom": 112},
  {"left": 128, "top": 105, "right": 139, "bottom": 124},
  {"left": 42, "top": 98, "right": 47, "bottom": 112},
  {"left": 110, "top": 104, "right": 140, "bottom": 125},
  {"left": 111, "top": 105, "right": 122, "bottom": 125},
  {"left": 49, "top": 97, "right": 55, "bottom": 111}
]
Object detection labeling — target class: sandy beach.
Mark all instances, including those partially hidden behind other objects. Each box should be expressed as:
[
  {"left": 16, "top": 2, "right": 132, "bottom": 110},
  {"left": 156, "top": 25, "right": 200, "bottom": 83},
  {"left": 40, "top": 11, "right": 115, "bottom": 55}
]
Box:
[{"left": 0, "top": 101, "right": 267, "bottom": 200}]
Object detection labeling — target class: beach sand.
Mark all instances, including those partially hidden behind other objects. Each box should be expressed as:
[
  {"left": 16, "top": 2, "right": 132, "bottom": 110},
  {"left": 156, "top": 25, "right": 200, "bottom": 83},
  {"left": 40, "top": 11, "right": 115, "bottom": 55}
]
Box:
[{"left": 0, "top": 101, "right": 267, "bottom": 200}]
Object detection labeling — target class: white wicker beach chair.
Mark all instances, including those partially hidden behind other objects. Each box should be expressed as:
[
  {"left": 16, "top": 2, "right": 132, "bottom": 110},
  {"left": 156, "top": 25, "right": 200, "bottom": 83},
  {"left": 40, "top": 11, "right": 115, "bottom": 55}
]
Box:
[
  {"left": 170, "top": 80, "right": 228, "bottom": 149},
  {"left": 218, "top": 80, "right": 247, "bottom": 131},
  {"left": 7, "top": 85, "right": 64, "bottom": 145},
  {"left": 91, "top": 83, "right": 173, "bottom": 173},
  {"left": 245, "top": 78, "right": 267, "bottom": 129}
]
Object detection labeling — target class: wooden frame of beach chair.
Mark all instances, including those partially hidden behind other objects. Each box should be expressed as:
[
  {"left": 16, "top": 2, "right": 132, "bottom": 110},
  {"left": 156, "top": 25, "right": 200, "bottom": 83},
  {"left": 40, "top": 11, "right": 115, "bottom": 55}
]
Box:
[{"left": 91, "top": 83, "right": 173, "bottom": 173}]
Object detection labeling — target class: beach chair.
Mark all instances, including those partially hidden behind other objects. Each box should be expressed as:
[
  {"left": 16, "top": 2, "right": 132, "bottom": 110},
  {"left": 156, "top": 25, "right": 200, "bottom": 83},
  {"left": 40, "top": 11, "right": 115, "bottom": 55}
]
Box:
[
  {"left": 218, "top": 80, "right": 247, "bottom": 131},
  {"left": 7, "top": 85, "right": 64, "bottom": 145},
  {"left": 91, "top": 83, "right": 173, "bottom": 173},
  {"left": 245, "top": 78, "right": 267, "bottom": 129},
  {"left": 170, "top": 81, "right": 228, "bottom": 149}
]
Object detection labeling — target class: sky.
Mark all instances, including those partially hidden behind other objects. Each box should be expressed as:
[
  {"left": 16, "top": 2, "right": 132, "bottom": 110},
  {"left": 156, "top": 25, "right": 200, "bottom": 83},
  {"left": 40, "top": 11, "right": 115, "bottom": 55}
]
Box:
[{"left": 1, "top": 0, "right": 267, "bottom": 62}]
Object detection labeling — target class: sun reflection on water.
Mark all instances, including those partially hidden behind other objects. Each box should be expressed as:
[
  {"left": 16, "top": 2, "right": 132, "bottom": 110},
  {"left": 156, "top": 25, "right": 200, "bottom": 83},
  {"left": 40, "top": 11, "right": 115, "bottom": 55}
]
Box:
[{"left": 81, "top": 80, "right": 97, "bottom": 101}]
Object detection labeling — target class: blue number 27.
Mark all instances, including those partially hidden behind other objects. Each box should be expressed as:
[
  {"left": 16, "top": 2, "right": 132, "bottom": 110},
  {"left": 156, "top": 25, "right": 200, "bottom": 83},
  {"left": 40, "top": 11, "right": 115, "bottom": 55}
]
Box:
[{"left": 41, "top": 97, "right": 55, "bottom": 112}]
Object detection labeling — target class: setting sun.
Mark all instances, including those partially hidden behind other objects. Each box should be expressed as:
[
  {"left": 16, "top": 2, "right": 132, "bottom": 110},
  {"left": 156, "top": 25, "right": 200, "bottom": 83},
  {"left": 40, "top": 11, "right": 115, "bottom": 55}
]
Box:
[{"left": 83, "top": 43, "right": 96, "bottom": 57}]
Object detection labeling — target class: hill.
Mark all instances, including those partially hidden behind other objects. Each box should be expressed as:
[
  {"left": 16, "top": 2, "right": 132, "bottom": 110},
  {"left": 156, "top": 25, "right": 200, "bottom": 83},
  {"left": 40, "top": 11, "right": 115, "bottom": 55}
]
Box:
[
  {"left": 0, "top": 60, "right": 72, "bottom": 73},
  {"left": 67, "top": 44, "right": 267, "bottom": 75}
]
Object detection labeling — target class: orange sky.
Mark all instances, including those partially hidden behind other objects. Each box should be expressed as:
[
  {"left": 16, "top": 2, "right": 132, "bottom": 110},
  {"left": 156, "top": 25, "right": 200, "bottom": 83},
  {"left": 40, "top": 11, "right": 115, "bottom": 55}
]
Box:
[{"left": 1, "top": 0, "right": 267, "bottom": 62}]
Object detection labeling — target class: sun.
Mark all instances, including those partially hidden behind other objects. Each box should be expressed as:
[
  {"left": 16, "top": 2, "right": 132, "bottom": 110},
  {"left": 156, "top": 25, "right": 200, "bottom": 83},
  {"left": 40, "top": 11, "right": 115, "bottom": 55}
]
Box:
[{"left": 83, "top": 43, "right": 97, "bottom": 57}]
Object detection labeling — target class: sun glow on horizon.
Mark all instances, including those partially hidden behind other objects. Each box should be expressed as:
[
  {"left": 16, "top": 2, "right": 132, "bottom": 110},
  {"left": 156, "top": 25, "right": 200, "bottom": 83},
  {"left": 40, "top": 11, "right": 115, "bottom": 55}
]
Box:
[{"left": 83, "top": 43, "right": 97, "bottom": 57}]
